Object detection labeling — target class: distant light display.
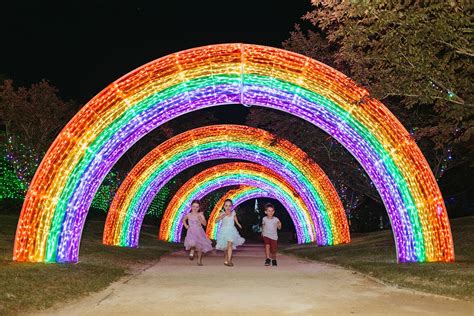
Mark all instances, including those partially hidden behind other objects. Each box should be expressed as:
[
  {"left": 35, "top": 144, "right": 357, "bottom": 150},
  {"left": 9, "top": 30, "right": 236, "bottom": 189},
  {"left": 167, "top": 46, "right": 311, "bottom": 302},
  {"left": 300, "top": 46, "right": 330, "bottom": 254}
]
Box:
[
  {"left": 0, "top": 136, "right": 38, "bottom": 200},
  {"left": 146, "top": 184, "right": 172, "bottom": 218},
  {"left": 90, "top": 171, "right": 122, "bottom": 212},
  {"left": 0, "top": 151, "right": 27, "bottom": 200}
]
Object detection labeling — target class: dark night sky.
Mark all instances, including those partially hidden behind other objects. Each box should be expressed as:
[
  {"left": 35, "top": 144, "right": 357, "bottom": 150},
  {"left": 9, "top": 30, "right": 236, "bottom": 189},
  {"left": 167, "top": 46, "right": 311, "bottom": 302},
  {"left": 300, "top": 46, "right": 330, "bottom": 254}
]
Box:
[{"left": 1, "top": 1, "right": 312, "bottom": 103}]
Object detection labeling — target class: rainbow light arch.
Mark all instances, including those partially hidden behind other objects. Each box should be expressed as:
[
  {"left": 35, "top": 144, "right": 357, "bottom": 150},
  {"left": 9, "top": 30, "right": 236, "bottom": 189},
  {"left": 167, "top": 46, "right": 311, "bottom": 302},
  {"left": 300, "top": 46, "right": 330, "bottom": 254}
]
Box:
[
  {"left": 207, "top": 186, "right": 276, "bottom": 240},
  {"left": 160, "top": 162, "right": 312, "bottom": 242},
  {"left": 104, "top": 125, "right": 348, "bottom": 248},
  {"left": 14, "top": 44, "right": 453, "bottom": 263}
]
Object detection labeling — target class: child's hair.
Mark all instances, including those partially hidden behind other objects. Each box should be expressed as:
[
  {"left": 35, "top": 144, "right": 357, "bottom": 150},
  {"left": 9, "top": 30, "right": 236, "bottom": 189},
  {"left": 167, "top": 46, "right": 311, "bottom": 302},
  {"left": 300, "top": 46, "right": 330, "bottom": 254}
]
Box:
[
  {"left": 191, "top": 199, "right": 201, "bottom": 206},
  {"left": 265, "top": 203, "right": 275, "bottom": 210}
]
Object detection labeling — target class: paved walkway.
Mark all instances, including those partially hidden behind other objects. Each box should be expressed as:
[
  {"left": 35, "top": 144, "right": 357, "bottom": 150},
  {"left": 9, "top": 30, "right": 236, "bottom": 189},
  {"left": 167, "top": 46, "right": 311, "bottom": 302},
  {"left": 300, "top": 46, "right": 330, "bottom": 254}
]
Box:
[{"left": 38, "top": 244, "right": 474, "bottom": 315}]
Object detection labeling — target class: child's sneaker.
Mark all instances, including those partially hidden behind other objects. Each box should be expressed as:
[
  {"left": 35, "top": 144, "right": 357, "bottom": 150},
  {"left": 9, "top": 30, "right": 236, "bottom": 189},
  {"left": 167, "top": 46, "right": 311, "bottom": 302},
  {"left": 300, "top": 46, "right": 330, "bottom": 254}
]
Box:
[
  {"left": 272, "top": 259, "right": 277, "bottom": 266},
  {"left": 265, "top": 258, "right": 271, "bottom": 266}
]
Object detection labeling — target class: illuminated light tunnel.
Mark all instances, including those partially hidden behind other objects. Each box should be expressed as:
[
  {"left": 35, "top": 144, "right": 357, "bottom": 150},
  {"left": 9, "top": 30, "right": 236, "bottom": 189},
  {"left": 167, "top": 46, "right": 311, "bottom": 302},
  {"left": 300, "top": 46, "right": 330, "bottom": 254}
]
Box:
[
  {"left": 159, "top": 162, "right": 313, "bottom": 243},
  {"left": 13, "top": 44, "right": 453, "bottom": 263},
  {"left": 206, "top": 186, "right": 277, "bottom": 240},
  {"left": 103, "top": 125, "right": 347, "bottom": 248}
]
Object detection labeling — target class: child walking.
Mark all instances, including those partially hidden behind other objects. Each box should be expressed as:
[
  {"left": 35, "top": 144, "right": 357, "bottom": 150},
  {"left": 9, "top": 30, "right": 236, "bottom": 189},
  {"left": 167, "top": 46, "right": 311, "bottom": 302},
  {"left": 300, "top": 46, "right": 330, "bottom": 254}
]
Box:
[
  {"left": 183, "top": 199, "right": 213, "bottom": 266},
  {"left": 215, "top": 199, "right": 245, "bottom": 266},
  {"left": 262, "top": 203, "right": 281, "bottom": 266}
]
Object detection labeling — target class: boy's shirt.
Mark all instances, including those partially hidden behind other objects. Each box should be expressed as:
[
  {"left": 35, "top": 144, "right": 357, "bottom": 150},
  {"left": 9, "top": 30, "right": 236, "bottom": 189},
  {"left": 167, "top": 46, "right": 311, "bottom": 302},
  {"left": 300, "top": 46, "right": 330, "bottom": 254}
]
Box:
[{"left": 262, "top": 216, "right": 280, "bottom": 240}]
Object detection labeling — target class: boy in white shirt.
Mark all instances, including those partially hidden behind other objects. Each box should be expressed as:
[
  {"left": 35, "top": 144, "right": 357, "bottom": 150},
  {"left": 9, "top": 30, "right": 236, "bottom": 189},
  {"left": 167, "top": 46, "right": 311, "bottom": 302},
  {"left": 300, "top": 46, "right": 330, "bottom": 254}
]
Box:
[{"left": 262, "top": 203, "right": 282, "bottom": 266}]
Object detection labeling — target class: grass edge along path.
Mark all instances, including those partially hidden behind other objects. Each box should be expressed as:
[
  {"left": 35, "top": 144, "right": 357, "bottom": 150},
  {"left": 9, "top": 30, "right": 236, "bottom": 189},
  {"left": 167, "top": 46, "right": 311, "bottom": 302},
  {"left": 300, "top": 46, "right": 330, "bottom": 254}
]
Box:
[
  {"left": 0, "top": 214, "right": 180, "bottom": 315},
  {"left": 282, "top": 216, "right": 474, "bottom": 300}
]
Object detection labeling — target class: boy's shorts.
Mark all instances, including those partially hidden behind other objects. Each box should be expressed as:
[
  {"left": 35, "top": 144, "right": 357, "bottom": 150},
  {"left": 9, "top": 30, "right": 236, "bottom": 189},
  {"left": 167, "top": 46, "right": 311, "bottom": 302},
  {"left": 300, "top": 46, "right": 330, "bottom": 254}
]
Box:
[{"left": 263, "top": 236, "right": 278, "bottom": 254}]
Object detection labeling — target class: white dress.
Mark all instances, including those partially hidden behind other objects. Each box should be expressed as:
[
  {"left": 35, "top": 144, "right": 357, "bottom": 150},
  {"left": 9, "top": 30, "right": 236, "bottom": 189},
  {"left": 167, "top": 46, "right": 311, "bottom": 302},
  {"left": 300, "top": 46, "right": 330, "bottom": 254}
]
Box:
[{"left": 216, "top": 211, "right": 245, "bottom": 250}]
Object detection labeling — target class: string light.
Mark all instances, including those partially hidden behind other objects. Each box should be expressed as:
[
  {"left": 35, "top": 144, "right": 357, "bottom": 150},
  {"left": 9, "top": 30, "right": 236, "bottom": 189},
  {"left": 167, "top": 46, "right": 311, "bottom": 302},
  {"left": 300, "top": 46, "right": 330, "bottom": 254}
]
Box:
[
  {"left": 13, "top": 44, "right": 453, "bottom": 263},
  {"left": 90, "top": 171, "right": 122, "bottom": 212},
  {"left": 159, "top": 162, "right": 314, "bottom": 243},
  {"left": 146, "top": 184, "right": 171, "bottom": 217},
  {"left": 0, "top": 136, "right": 39, "bottom": 200},
  {"left": 0, "top": 151, "right": 27, "bottom": 200},
  {"left": 103, "top": 125, "right": 348, "bottom": 248}
]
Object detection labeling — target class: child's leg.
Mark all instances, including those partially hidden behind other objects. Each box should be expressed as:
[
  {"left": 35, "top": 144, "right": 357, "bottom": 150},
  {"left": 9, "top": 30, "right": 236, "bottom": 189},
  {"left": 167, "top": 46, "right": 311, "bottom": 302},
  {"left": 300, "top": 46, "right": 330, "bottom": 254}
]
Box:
[
  {"left": 224, "top": 243, "right": 230, "bottom": 263},
  {"left": 271, "top": 240, "right": 278, "bottom": 260},
  {"left": 265, "top": 244, "right": 271, "bottom": 259},
  {"left": 197, "top": 250, "right": 203, "bottom": 265},
  {"left": 227, "top": 241, "right": 233, "bottom": 262},
  {"left": 263, "top": 237, "right": 271, "bottom": 259}
]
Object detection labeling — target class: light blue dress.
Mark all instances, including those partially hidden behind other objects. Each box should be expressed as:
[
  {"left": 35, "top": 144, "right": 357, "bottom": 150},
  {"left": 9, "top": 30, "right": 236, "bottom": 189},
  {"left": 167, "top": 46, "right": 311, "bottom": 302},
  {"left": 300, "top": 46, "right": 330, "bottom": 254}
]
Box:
[{"left": 216, "top": 211, "right": 245, "bottom": 250}]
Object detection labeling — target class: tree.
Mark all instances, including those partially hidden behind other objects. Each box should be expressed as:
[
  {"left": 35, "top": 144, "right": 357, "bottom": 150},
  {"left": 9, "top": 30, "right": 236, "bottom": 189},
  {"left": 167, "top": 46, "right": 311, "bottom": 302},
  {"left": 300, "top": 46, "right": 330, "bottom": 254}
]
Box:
[
  {"left": 246, "top": 107, "right": 372, "bottom": 215},
  {"left": 0, "top": 79, "right": 76, "bottom": 186},
  {"left": 117, "top": 110, "right": 219, "bottom": 171},
  {"left": 283, "top": 1, "right": 473, "bottom": 179},
  {"left": 0, "top": 79, "right": 75, "bottom": 155}
]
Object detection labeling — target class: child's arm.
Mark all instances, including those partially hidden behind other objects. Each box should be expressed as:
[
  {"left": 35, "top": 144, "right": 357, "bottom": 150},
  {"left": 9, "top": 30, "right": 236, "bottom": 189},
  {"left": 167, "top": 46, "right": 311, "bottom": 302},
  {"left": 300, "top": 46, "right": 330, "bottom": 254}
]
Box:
[
  {"left": 198, "top": 213, "right": 207, "bottom": 226},
  {"left": 183, "top": 214, "right": 189, "bottom": 229},
  {"left": 277, "top": 218, "right": 282, "bottom": 230},
  {"left": 261, "top": 218, "right": 265, "bottom": 237},
  {"left": 234, "top": 214, "right": 243, "bottom": 229},
  {"left": 215, "top": 210, "right": 226, "bottom": 222}
]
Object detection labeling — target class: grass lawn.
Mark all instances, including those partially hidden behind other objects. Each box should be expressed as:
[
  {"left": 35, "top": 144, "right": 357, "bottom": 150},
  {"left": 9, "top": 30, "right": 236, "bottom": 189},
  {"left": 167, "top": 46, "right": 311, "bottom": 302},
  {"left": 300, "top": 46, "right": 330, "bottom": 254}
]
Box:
[
  {"left": 0, "top": 214, "right": 180, "bottom": 315},
  {"left": 283, "top": 216, "right": 474, "bottom": 300}
]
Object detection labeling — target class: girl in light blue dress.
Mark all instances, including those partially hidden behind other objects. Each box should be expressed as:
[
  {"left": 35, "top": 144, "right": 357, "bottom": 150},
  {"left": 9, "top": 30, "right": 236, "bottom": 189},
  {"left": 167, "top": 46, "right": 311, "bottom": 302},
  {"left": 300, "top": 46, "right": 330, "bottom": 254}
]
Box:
[{"left": 215, "top": 199, "right": 245, "bottom": 266}]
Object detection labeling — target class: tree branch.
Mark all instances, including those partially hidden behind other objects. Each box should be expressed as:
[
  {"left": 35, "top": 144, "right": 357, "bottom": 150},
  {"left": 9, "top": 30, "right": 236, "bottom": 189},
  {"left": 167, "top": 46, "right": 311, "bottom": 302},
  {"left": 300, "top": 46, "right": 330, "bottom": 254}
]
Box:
[{"left": 436, "top": 40, "right": 474, "bottom": 57}]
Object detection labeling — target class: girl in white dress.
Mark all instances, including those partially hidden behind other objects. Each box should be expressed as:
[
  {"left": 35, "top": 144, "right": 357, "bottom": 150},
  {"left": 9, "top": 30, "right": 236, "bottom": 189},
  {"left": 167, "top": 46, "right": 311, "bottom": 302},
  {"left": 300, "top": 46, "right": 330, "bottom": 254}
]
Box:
[{"left": 215, "top": 199, "right": 245, "bottom": 266}]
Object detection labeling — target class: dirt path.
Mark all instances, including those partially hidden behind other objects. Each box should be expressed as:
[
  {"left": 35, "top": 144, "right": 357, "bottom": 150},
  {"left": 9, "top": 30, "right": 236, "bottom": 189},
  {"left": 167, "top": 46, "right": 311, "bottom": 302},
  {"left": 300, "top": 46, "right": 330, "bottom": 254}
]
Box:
[{"left": 37, "top": 244, "right": 473, "bottom": 315}]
